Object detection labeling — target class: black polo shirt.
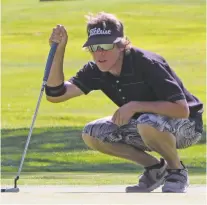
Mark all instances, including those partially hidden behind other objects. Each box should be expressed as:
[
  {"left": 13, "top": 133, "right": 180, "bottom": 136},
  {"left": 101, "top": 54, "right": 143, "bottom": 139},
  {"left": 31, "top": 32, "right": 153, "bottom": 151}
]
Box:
[{"left": 69, "top": 47, "right": 203, "bottom": 119}]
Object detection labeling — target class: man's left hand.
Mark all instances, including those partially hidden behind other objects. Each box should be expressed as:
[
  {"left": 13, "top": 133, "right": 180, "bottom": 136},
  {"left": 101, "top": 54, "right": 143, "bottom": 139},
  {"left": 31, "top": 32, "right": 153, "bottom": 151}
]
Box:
[{"left": 112, "top": 101, "right": 136, "bottom": 126}]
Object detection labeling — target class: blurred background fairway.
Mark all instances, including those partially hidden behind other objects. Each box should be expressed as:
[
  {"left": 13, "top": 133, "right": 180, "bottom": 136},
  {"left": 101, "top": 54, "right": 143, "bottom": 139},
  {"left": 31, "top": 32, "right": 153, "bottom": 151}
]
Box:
[{"left": 1, "top": 0, "right": 206, "bottom": 185}]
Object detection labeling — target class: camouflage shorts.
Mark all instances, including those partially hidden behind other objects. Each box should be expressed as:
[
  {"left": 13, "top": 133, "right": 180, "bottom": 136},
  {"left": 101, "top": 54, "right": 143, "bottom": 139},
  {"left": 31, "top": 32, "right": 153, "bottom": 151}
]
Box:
[{"left": 83, "top": 114, "right": 203, "bottom": 151}]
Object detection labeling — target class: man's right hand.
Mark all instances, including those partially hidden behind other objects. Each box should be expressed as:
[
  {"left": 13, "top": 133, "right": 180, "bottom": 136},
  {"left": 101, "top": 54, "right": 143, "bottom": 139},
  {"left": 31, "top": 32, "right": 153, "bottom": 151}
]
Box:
[{"left": 49, "top": 25, "right": 68, "bottom": 48}]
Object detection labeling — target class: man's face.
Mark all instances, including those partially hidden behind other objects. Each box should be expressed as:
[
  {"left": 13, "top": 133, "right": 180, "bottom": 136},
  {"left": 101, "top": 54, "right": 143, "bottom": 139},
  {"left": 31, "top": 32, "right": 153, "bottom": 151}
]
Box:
[{"left": 89, "top": 44, "right": 123, "bottom": 72}]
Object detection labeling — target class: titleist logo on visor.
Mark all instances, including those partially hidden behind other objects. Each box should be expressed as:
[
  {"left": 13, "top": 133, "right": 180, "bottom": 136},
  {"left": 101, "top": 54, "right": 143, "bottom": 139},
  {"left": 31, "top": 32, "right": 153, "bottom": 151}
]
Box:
[{"left": 89, "top": 27, "right": 112, "bottom": 37}]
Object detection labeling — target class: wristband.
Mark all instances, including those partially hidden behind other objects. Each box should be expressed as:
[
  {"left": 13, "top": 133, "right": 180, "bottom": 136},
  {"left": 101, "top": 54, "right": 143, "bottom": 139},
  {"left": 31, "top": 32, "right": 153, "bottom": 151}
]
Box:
[{"left": 45, "top": 82, "right": 66, "bottom": 97}]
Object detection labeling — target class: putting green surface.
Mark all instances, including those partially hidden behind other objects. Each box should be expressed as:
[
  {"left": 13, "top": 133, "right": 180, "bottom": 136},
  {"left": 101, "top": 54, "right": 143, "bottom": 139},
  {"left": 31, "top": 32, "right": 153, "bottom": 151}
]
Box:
[{"left": 1, "top": 185, "right": 206, "bottom": 205}]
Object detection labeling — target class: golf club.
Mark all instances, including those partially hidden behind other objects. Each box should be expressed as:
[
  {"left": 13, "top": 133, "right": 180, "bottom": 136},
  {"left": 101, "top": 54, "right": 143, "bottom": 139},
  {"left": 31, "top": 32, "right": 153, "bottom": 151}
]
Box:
[{"left": 1, "top": 42, "right": 58, "bottom": 193}]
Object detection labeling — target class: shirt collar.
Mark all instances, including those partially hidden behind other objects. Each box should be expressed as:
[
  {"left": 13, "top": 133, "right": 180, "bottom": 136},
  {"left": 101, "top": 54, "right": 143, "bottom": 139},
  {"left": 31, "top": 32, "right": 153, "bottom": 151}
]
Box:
[{"left": 119, "top": 50, "right": 134, "bottom": 77}]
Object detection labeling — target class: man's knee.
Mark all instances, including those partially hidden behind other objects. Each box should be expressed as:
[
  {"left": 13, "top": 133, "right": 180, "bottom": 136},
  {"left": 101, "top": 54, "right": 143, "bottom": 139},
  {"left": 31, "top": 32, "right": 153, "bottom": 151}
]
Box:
[
  {"left": 137, "top": 124, "right": 157, "bottom": 137},
  {"left": 137, "top": 113, "right": 171, "bottom": 136},
  {"left": 82, "top": 118, "right": 112, "bottom": 150},
  {"left": 136, "top": 114, "right": 168, "bottom": 150},
  {"left": 137, "top": 123, "right": 161, "bottom": 143},
  {"left": 82, "top": 121, "right": 94, "bottom": 137},
  {"left": 136, "top": 124, "right": 157, "bottom": 150},
  {"left": 83, "top": 116, "right": 115, "bottom": 137},
  {"left": 82, "top": 133, "right": 99, "bottom": 150}
]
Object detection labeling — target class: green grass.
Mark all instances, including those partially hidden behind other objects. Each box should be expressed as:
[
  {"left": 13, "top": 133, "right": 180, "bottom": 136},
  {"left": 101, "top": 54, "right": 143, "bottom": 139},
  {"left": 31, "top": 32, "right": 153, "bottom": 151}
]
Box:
[
  {"left": 1, "top": 0, "right": 206, "bottom": 184},
  {"left": 1, "top": 0, "right": 206, "bottom": 129},
  {"left": 1, "top": 128, "right": 206, "bottom": 172}
]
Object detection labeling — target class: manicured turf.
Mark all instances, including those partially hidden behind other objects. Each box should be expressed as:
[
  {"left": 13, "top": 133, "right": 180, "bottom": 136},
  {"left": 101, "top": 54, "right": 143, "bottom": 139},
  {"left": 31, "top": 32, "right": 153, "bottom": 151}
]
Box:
[{"left": 2, "top": 0, "right": 206, "bottom": 129}]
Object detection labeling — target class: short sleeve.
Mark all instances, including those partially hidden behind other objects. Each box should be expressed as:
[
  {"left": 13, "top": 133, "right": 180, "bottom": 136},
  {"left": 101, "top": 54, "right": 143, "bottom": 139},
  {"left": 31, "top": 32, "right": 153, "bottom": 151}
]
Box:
[
  {"left": 69, "top": 62, "right": 102, "bottom": 94},
  {"left": 143, "top": 59, "right": 186, "bottom": 102}
]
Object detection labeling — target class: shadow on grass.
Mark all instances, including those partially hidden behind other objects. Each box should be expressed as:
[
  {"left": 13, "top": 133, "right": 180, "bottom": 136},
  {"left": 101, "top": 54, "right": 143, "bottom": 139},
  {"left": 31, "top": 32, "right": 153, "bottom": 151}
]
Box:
[{"left": 1, "top": 126, "right": 206, "bottom": 173}]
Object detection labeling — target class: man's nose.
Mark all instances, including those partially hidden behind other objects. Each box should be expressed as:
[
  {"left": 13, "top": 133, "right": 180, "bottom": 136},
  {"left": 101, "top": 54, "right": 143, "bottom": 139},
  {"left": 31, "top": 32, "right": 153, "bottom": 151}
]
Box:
[{"left": 96, "top": 48, "right": 106, "bottom": 55}]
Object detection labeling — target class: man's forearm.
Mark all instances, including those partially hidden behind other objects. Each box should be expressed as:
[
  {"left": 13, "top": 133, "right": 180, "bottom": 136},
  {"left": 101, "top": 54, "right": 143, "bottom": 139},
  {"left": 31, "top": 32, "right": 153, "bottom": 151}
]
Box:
[
  {"left": 131, "top": 101, "right": 189, "bottom": 119},
  {"left": 47, "top": 46, "right": 66, "bottom": 86}
]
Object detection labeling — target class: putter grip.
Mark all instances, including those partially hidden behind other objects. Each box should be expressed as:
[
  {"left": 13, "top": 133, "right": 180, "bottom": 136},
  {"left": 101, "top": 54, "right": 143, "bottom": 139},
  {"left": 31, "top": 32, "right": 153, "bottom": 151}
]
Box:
[{"left": 43, "top": 43, "right": 58, "bottom": 82}]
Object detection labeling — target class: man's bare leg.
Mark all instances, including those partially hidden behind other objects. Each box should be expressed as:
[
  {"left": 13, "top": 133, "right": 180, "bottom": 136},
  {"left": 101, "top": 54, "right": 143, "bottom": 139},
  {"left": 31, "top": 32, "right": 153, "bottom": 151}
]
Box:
[
  {"left": 82, "top": 133, "right": 168, "bottom": 193},
  {"left": 137, "top": 124, "right": 182, "bottom": 169},
  {"left": 82, "top": 133, "right": 159, "bottom": 167}
]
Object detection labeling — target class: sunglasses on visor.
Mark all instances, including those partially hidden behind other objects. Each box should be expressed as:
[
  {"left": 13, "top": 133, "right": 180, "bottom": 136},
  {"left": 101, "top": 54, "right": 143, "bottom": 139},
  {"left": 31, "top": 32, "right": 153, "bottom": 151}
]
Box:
[{"left": 88, "top": 44, "right": 114, "bottom": 52}]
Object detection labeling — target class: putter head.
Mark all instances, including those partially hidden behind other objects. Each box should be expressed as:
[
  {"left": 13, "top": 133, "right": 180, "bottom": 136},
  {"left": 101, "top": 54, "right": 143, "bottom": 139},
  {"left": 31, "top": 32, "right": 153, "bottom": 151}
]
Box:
[{"left": 1, "top": 187, "right": 20, "bottom": 193}]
